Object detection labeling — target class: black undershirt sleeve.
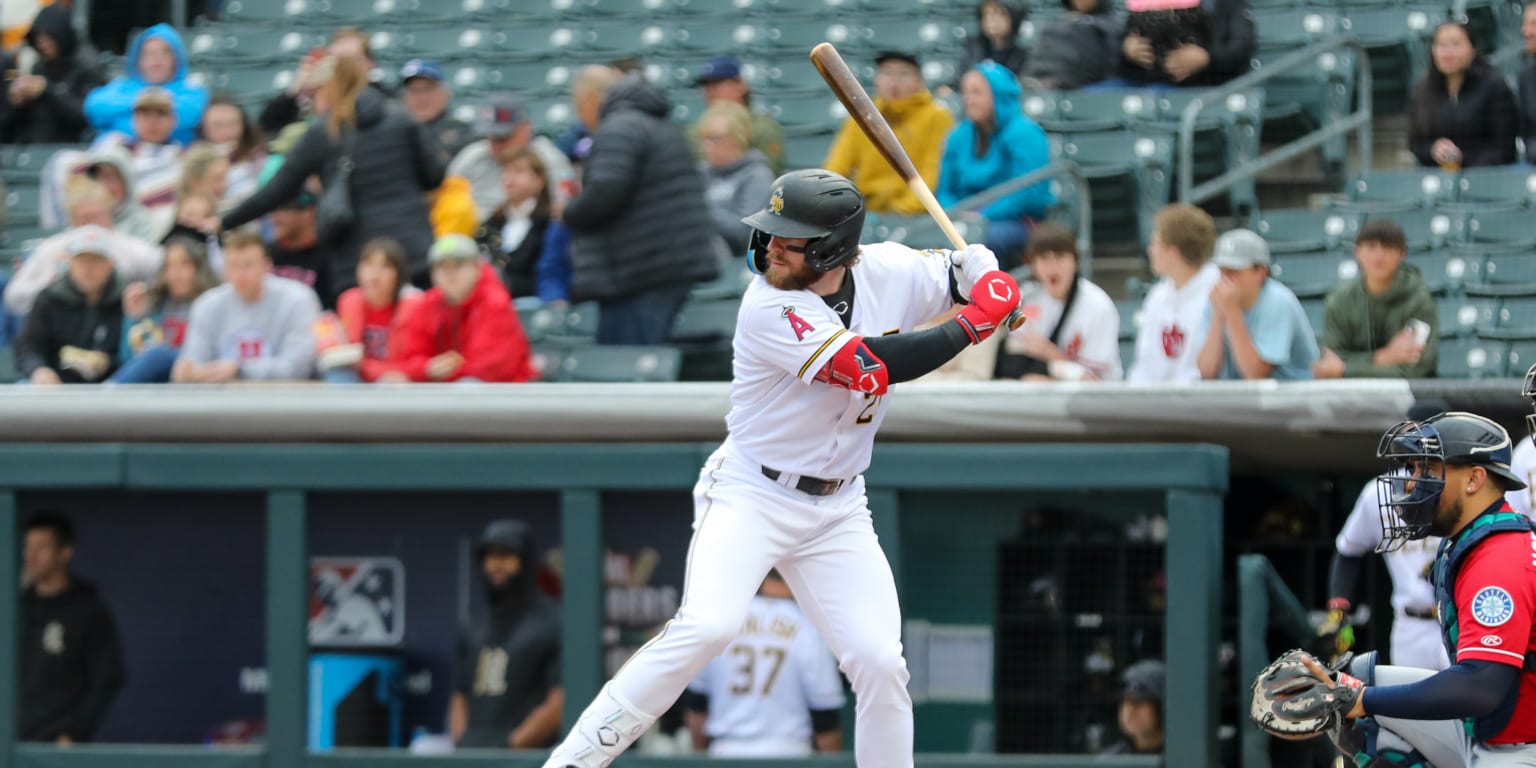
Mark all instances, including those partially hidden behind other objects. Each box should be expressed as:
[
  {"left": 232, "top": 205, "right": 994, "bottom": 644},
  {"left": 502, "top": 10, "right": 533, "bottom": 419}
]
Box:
[
  {"left": 861, "top": 321, "right": 972, "bottom": 383},
  {"left": 1328, "top": 552, "right": 1366, "bottom": 606},
  {"left": 679, "top": 690, "right": 709, "bottom": 713},
  {"left": 810, "top": 707, "right": 842, "bottom": 734}
]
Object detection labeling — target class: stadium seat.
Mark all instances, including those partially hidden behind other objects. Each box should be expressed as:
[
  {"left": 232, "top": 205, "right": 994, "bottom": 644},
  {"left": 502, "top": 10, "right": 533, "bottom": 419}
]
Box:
[
  {"left": 1506, "top": 340, "right": 1536, "bottom": 377},
  {"left": 1410, "top": 248, "right": 1480, "bottom": 296},
  {"left": 402, "top": 26, "right": 500, "bottom": 59},
  {"left": 671, "top": 300, "right": 739, "bottom": 381},
  {"left": 583, "top": 18, "right": 685, "bottom": 57},
  {"left": 783, "top": 131, "right": 834, "bottom": 170},
  {"left": 1464, "top": 209, "right": 1536, "bottom": 251},
  {"left": 1119, "top": 337, "right": 1136, "bottom": 373},
  {"left": 1046, "top": 89, "right": 1153, "bottom": 132},
  {"left": 1437, "top": 337, "right": 1503, "bottom": 378},
  {"left": 1252, "top": 208, "right": 1354, "bottom": 253},
  {"left": 1339, "top": 6, "right": 1435, "bottom": 113},
  {"left": 1299, "top": 296, "right": 1327, "bottom": 337},
  {"left": 1487, "top": 295, "right": 1536, "bottom": 338},
  {"left": 1341, "top": 168, "right": 1455, "bottom": 211},
  {"left": 691, "top": 266, "right": 755, "bottom": 301},
  {"left": 1270, "top": 251, "right": 1354, "bottom": 298},
  {"left": 1475, "top": 253, "right": 1536, "bottom": 292},
  {"left": 0, "top": 144, "right": 73, "bottom": 178},
  {"left": 1252, "top": 46, "right": 1356, "bottom": 177},
  {"left": 764, "top": 91, "right": 846, "bottom": 133},
  {"left": 1149, "top": 87, "right": 1265, "bottom": 216},
  {"left": 215, "top": 26, "right": 324, "bottom": 64},
  {"left": 528, "top": 346, "right": 565, "bottom": 380},
  {"left": 1452, "top": 166, "right": 1536, "bottom": 210},
  {"left": 557, "top": 345, "right": 682, "bottom": 383},
  {"left": 763, "top": 18, "right": 859, "bottom": 51},
  {"left": 222, "top": 0, "right": 312, "bottom": 25},
  {"left": 1054, "top": 130, "right": 1173, "bottom": 246},
  {"left": 673, "top": 20, "right": 769, "bottom": 51},
  {"left": 1116, "top": 299, "right": 1142, "bottom": 341},
  {"left": 1253, "top": 8, "right": 1340, "bottom": 49},
  {"left": 0, "top": 346, "right": 16, "bottom": 384},
  {"left": 494, "top": 24, "right": 585, "bottom": 58},
  {"left": 1439, "top": 295, "right": 1500, "bottom": 338},
  {"left": 858, "top": 17, "right": 967, "bottom": 55}
]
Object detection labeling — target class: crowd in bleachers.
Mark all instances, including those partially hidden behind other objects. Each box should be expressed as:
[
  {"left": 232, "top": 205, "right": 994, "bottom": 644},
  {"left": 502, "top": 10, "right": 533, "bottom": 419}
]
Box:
[{"left": 0, "top": 0, "right": 1534, "bottom": 385}]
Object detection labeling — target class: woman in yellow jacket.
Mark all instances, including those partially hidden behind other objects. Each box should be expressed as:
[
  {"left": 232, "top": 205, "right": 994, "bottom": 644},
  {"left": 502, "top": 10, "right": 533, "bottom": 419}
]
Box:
[{"left": 822, "top": 51, "right": 953, "bottom": 215}]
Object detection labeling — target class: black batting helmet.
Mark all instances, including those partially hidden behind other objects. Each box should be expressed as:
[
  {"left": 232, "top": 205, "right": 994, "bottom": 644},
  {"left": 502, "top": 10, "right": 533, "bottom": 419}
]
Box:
[{"left": 742, "top": 169, "right": 865, "bottom": 275}]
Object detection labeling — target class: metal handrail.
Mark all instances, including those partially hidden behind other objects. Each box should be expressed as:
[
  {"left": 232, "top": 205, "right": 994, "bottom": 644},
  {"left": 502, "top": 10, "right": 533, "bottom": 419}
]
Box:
[
  {"left": 1179, "top": 36, "right": 1374, "bottom": 206},
  {"left": 948, "top": 160, "right": 1095, "bottom": 276},
  {"left": 1237, "top": 554, "right": 1320, "bottom": 768}
]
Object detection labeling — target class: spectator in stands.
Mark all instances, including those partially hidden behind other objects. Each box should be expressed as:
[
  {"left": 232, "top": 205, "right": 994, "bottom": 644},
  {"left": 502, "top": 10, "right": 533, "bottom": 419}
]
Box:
[
  {"left": 178, "top": 144, "right": 230, "bottom": 214},
  {"left": 399, "top": 59, "right": 474, "bottom": 158},
  {"left": 79, "top": 142, "right": 171, "bottom": 243},
  {"left": 477, "top": 148, "right": 553, "bottom": 300},
  {"left": 1196, "top": 228, "right": 1318, "bottom": 380},
  {"left": 251, "top": 138, "right": 329, "bottom": 306},
  {"left": 197, "top": 92, "right": 266, "bottom": 206},
  {"left": 19, "top": 511, "right": 124, "bottom": 745},
  {"left": 689, "top": 55, "right": 785, "bottom": 174},
  {"left": 450, "top": 95, "right": 575, "bottom": 224},
  {"left": 83, "top": 24, "right": 206, "bottom": 146},
  {"left": 825, "top": 51, "right": 953, "bottom": 216},
  {"left": 0, "top": 4, "right": 105, "bottom": 144},
  {"left": 159, "top": 191, "right": 218, "bottom": 245},
  {"left": 450, "top": 520, "right": 562, "bottom": 749},
  {"left": 1520, "top": 5, "right": 1536, "bottom": 164},
  {"left": 380, "top": 234, "right": 535, "bottom": 383},
  {"left": 939, "top": 62, "right": 1053, "bottom": 267},
  {"left": 997, "top": 224, "right": 1122, "bottom": 380},
  {"left": 1127, "top": 203, "right": 1219, "bottom": 383},
  {"left": 698, "top": 102, "right": 774, "bottom": 256},
  {"left": 259, "top": 26, "right": 389, "bottom": 138},
  {"left": 320, "top": 237, "right": 420, "bottom": 383},
  {"left": 1313, "top": 219, "right": 1437, "bottom": 379},
  {"left": 1021, "top": 0, "right": 1120, "bottom": 91},
  {"left": 1101, "top": 660, "right": 1164, "bottom": 755},
  {"left": 563, "top": 67, "right": 722, "bottom": 345},
  {"left": 1116, "top": 0, "right": 1254, "bottom": 88},
  {"left": 14, "top": 225, "right": 126, "bottom": 386},
  {"left": 172, "top": 229, "right": 320, "bottom": 383},
  {"left": 109, "top": 236, "right": 219, "bottom": 384},
  {"left": 1410, "top": 21, "right": 1518, "bottom": 169},
  {"left": 5, "top": 180, "right": 161, "bottom": 317},
  {"left": 955, "top": 1, "right": 1029, "bottom": 83},
  {"left": 218, "top": 55, "right": 447, "bottom": 295}
]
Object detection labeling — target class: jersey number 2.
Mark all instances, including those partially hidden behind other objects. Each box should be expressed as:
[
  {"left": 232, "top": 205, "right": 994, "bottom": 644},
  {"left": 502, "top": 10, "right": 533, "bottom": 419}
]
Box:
[
  {"left": 856, "top": 393, "right": 883, "bottom": 425},
  {"left": 729, "top": 645, "right": 787, "bottom": 696}
]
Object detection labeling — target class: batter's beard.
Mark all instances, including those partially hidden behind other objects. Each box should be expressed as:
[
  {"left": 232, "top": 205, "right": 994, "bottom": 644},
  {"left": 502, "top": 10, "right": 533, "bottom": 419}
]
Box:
[{"left": 765, "top": 261, "right": 824, "bottom": 291}]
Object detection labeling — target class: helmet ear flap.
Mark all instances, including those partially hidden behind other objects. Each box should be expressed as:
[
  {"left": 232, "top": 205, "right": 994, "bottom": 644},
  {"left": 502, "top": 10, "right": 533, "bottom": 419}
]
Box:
[{"left": 747, "top": 230, "right": 771, "bottom": 275}]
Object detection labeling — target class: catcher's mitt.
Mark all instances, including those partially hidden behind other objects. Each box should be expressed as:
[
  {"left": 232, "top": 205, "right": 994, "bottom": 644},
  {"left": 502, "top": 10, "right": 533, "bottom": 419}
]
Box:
[{"left": 1250, "top": 648, "right": 1364, "bottom": 740}]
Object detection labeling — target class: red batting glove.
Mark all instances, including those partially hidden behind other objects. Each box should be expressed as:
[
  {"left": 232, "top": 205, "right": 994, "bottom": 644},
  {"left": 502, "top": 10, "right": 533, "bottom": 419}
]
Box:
[{"left": 955, "top": 270, "right": 1021, "bottom": 344}]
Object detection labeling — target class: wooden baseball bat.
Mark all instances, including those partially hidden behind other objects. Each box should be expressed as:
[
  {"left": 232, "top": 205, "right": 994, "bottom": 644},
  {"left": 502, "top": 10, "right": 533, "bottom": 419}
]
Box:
[{"left": 809, "top": 42, "right": 1025, "bottom": 331}]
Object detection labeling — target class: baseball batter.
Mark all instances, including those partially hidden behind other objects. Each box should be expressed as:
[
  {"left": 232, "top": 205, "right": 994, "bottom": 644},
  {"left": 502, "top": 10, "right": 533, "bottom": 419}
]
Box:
[
  {"left": 682, "top": 570, "right": 846, "bottom": 757},
  {"left": 1507, "top": 366, "right": 1536, "bottom": 516},
  {"left": 540, "top": 169, "right": 1021, "bottom": 768},
  {"left": 1252, "top": 410, "right": 1536, "bottom": 768}
]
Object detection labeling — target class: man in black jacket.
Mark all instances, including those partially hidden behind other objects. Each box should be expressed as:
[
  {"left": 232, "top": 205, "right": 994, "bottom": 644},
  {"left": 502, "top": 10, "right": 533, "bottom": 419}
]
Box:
[
  {"left": 1519, "top": 4, "right": 1536, "bottom": 164},
  {"left": 20, "top": 511, "right": 125, "bottom": 744},
  {"left": 0, "top": 4, "right": 106, "bottom": 144},
  {"left": 15, "top": 225, "right": 126, "bottom": 386},
  {"left": 563, "top": 67, "right": 722, "bottom": 345}
]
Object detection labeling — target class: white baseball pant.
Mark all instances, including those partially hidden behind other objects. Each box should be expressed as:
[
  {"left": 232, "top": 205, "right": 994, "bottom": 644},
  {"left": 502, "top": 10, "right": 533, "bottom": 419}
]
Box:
[
  {"left": 1341, "top": 663, "right": 1536, "bottom": 767},
  {"left": 1392, "top": 615, "right": 1451, "bottom": 671}
]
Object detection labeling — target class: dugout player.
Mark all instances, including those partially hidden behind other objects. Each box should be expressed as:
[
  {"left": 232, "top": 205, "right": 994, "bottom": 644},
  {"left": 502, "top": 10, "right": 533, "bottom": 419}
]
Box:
[
  {"left": 539, "top": 169, "right": 1022, "bottom": 768},
  {"left": 681, "top": 570, "right": 845, "bottom": 757},
  {"left": 1284, "top": 410, "right": 1536, "bottom": 768}
]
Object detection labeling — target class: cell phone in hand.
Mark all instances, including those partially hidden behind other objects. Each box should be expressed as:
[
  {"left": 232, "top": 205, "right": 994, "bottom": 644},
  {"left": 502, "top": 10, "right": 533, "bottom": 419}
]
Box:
[{"left": 1405, "top": 319, "right": 1431, "bottom": 348}]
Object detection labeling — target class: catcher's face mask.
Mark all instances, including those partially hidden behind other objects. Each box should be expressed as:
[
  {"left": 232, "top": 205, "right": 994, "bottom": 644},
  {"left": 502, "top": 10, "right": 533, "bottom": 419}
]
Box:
[
  {"left": 1375, "top": 420, "right": 1447, "bottom": 552},
  {"left": 1523, "top": 364, "right": 1536, "bottom": 446}
]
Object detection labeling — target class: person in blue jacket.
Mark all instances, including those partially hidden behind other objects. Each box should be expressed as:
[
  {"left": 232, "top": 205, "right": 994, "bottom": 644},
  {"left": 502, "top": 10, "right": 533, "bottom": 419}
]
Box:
[
  {"left": 83, "top": 24, "right": 206, "bottom": 146},
  {"left": 938, "top": 60, "right": 1053, "bottom": 268}
]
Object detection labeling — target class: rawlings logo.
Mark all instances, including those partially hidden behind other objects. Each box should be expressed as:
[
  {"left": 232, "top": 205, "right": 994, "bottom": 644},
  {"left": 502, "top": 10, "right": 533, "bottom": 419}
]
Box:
[{"left": 1482, "top": 635, "right": 1504, "bottom": 647}]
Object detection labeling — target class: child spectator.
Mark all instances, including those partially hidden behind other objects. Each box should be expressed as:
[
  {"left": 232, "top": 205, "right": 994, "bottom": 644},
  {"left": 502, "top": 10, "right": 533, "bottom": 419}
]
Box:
[
  {"left": 110, "top": 236, "right": 220, "bottom": 384},
  {"left": 161, "top": 191, "right": 219, "bottom": 245},
  {"left": 172, "top": 229, "right": 320, "bottom": 383},
  {"left": 177, "top": 144, "right": 231, "bottom": 214},
  {"left": 320, "top": 237, "right": 420, "bottom": 383},
  {"left": 0, "top": 4, "right": 106, "bottom": 144},
  {"left": 380, "top": 234, "right": 535, "bottom": 383},
  {"left": 1313, "top": 219, "right": 1438, "bottom": 379},
  {"left": 1196, "top": 229, "right": 1318, "bottom": 380},
  {"left": 83, "top": 24, "right": 206, "bottom": 146},
  {"left": 1127, "top": 203, "right": 1219, "bottom": 383},
  {"left": 476, "top": 148, "right": 554, "bottom": 300},
  {"left": 15, "top": 226, "right": 125, "bottom": 385},
  {"left": 997, "top": 224, "right": 1122, "bottom": 380}
]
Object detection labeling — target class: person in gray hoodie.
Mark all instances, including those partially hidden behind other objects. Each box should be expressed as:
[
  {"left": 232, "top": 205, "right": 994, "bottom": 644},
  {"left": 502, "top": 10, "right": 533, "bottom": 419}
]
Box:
[
  {"left": 1313, "top": 219, "right": 1438, "bottom": 379},
  {"left": 1021, "top": 0, "right": 1122, "bottom": 91},
  {"left": 698, "top": 102, "right": 774, "bottom": 256}
]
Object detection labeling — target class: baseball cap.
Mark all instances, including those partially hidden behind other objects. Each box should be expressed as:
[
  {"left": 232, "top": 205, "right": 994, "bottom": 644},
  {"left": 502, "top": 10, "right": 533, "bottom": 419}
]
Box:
[
  {"left": 1121, "top": 659, "right": 1166, "bottom": 702},
  {"left": 695, "top": 54, "right": 742, "bottom": 84},
  {"left": 67, "top": 225, "right": 114, "bottom": 259},
  {"left": 874, "top": 50, "right": 921, "bottom": 69},
  {"left": 400, "top": 59, "right": 446, "bottom": 84},
  {"left": 1211, "top": 228, "right": 1271, "bottom": 270},
  {"left": 134, "top": 86, "right": 174, "bottom": 112},
  {"left": 481, "top": 94, "right": 530, "bottom": 139},
  {"left": 427, "top": 233, "right": 481, "bottom": 265},
  {"left": 475, "top": 519, "right": 528, "bottom": 557}
]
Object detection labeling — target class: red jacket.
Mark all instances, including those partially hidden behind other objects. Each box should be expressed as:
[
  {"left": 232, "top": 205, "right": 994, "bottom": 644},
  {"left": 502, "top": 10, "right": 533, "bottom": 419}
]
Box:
[
  {"left": 335, "top": 287, "right": 412, "bottom": 383},
  {"left": 385, "top": 263, "right": 536, "bottom": 383}
]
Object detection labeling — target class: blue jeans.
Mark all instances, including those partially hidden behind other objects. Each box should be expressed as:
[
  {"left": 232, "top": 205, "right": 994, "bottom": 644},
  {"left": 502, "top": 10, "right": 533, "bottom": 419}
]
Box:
[
  {"left": 107, "top": 345, "right": 179, "bottom": 383},
  {"left": 596, "top": 283, "right": 692, "bottom": 346},
  {"left": 985, "top": 219, "right": 1033, "bottom": 270}
]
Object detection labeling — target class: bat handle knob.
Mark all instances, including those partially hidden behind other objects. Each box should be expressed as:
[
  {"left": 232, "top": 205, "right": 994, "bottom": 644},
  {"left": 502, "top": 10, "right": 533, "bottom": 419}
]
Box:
[{"left": 1003, "top": 309, "right": 1027, "bottom": 332}]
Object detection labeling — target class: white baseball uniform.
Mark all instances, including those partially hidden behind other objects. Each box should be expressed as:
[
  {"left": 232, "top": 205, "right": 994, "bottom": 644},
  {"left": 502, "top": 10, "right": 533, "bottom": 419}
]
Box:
[
  {"left": 1507, "top": 438, "right": 1536, "bottom": 519},
  {"left": 686, "top": 594, "right": 846, "bottom": 757},
  {"left": 1336, "top": 481, "right": 1449, "bottom": 670},
  {"left": 1127, "top": 263, "right": 1219, "bottom": 384},
  {"left": 543, "top": 241, "right": 975, "bottom": 768},
  {"left": 1008, "top": 276, "right": 1123, "bottom": 380}
]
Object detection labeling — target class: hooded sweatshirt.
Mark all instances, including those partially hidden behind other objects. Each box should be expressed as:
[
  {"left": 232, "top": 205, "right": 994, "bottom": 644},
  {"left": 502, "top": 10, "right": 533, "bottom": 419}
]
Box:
[
  {"left": 20, "top": 577, "right": 125, "bottom": 742},
  {"left": 178, "top": 274, "right": 322, "bottom": 381},
  {"left": 1024, "top": 0, "right": 1121, "bottom": 90},
  {"left": 83, "top": 24, "right": 207, "bottom": 146},
  {"left": 563, "top": 76, "right": 722, "bottom": 302},
  {"left": 938, "top": 61, "right": 1053, "bottom": 222},
  {"left": 455, "top": 521, "right": 561, "bottom": 749},
  {"left": 14, "top": 272, "right": 126, "bottom": 382},
  {"left": 955, "top": 0, "right": 1030, "bottom": 81},
  {"left": 38, "top": 139, "right": 175, "bottom": 240},
  {"left": 701, "top": 149, "right": 775, "bottom": 254},
  {"left": 386, "top": 262, "right": 535, "bottom": 383},
  {"left": 1321, "top": 263, "right": 1439, "bottom": 378},
  {"left": 824, "top": 89, "right": 953, "bottom": 215},
  {"left": 4, "top": 225, "right": 161, "bottom": 316},
  {"left": 0, "top": 4, "right": 106, "bottom": 144}
]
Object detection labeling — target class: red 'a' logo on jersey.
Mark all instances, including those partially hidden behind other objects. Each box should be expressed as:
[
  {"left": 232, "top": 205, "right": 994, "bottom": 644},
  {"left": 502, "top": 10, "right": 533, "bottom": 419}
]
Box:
[
  {"left": 782, "top": 306, "right": 815, "bottom": 341},
  {"left": 1161, "top": 325, "right": 1185, "bottom": 358}
]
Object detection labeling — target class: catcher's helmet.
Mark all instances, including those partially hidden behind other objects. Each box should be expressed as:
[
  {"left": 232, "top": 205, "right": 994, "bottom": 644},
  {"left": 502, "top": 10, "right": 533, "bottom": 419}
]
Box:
[
  {"left": 1522, "top": 363, "right": 1536, "bottom": 446},
  {"left": 1375, "top": 411, "right": 1526, "bottom": 551},
  {"left": 741, "top": 169, "right": 865, "bottom": 275}
]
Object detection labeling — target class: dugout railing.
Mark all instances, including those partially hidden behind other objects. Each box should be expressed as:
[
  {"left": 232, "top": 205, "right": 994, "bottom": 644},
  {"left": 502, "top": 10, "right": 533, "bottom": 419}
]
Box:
[
  {"left": 1237, "top": 554, "right": 1327, "bottom": 768},
  {"left": 0, "top": 442, "right": 1225, "bottom": 768}
]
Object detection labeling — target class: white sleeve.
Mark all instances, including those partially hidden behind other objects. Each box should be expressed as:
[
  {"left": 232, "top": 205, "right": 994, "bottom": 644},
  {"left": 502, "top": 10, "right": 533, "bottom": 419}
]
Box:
[
  {"left": 178, "top": 293, "right": 220, "bottom": 365},
  {"left": 1075, "top": 287, "right": 1123, "bottom": 381},
  {"left": 737, "top": 289, "right": 857, "bottom": 384},
  {"left": 865, "top": 243, "right": 958, "bottom": 327},
  {"left": 687, "top": 655, "right": 718, "bottom": 696},
  {"left": 1508, "top": 442, "right": 1536, "bottom": 518},
  {"left": 1335, "top": 481, "right": 1385, "bottom": 555},
  {"left": 796, "top": 625, "right": 847, "bottom": 712}
]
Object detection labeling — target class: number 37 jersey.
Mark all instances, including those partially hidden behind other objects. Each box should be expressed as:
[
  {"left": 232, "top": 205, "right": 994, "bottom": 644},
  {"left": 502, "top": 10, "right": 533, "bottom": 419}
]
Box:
[{"left": 725, "top": 242, "right": 958, "bottom": 480}]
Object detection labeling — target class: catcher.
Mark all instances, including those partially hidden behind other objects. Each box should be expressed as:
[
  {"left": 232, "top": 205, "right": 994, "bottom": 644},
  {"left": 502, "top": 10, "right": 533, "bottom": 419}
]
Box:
[{"left": 1251, "top": 409, "right": 1536, "bottom": 768}]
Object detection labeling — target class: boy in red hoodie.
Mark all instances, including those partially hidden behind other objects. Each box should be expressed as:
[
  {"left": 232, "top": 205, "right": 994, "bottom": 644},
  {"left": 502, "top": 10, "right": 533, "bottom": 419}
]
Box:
[{"left": 381, "top": 234, "right": 536, "bottom": 383}]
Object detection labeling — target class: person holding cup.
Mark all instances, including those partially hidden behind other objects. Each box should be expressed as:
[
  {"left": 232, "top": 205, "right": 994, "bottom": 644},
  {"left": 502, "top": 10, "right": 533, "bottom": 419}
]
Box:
[
  {"left": 1314, "top": 219, "right": 1439, "bottom": 379},
  {"left": 1409, "top": 21, "right": 1517, "bottom": 170}
]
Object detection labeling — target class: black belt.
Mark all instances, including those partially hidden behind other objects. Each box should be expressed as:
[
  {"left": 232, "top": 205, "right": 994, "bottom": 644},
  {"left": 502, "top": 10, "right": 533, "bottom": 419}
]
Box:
[
  {"left": 761, "top": 466, "right": 844, "bottom": 497},
  {"left": 1404, "top": 607, "right": 1437, "bottom": 620}
]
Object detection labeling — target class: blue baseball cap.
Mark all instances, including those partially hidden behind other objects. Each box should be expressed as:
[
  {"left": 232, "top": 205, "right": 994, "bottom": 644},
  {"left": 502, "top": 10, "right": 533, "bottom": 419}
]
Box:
[
  {"left": 695, "top": 55, "right": 742, "bottom": 84},
  {"left": 400, "top": 59, "right": 445, "bottom": 84}
]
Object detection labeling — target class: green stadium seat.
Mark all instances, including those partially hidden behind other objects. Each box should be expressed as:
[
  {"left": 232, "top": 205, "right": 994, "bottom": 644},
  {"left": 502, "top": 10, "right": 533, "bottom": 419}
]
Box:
[
  {"left": 764, "top": 18, "right": 859, "bottom": 51},
  {"left": 583, "top": 18, "right": 685, "bottom": 57},
  {"left": 764, "top": 91, "right": 846, "bottom": 133},
  {"left": 0, "top": 346, "right": 16, "bottom": 384},
  {"left": 0, "top": 144, "right": 73, "bottom": 176},
  {"left": 1253, "top": 208, "right": 1354, "bottom": 253},
  {"left": 1475, "top": 253, "right": 1536, "bottom": 291},
  {"left": 1410, "top": 248, "right": 1480, "bottom": 296},
  {"left": 557, "top": 345, "right": 682, "bottom": 382},
  {"left": 1452, "top": 166, "right": 1536, "bottom": 210},
  {"left": 1488, "top": 295, "right": 1536, "bottom": 338},
  {"left": 1465, "top": 209, "right": 1536, "bottom": 251},
  {"left": 1021, "top": 91, "right": 1060, "bottom": 125},
  {"left": 529, "top": 346, "right": 565, "bottom": 380},
  {"left": 783, "top": 131, "right": 834, "bottom": 169},
  {"left": 1438, "top": 337, "right": 1503, "bottom": 378},
  {"left": 1253, "top": 46, "right": 1356, "bottom": 177},
  {"left": 671, "top": 300, "right": 740, "bottom": 381},
  {"left": 677, "top": 20, "right": 770, "bottom": 51},
  {"left": 1439, "top": 295, "right": 1500, "bottom": 337},
  {"left": 559, "top": 302, "right": 601, "bottom": 340},
  {"left": 1343, "top": 169, "right": 1456, "bottom": 210},
  {"left": 1119, "top": 337, "right": 1136, "bottom": 373},
  {"left": 691, "top": 266, "right": 755, "bottom": 301},
  {"left": 1149, "top": 87, "right": 1265, "bottom": 216},
  {"left": 1340, "top": 6, "right": 1435, "bottom": 114},
  {"left": 858, "top": 17, "right": 967, "bottom": 54},
  {"left": 1506, "top": 340, "right": 1536, "bottom": 376},
  {"left": 1300, "top": 296, "right": 1327, "bottom": 337},
  {"left": 217, "top": 26, "right": 324, "bottom": 64},
  {"left": 1253, "top": 8, "right": 1340, "bottom": 49},
  {"left": 1054, "top": 130, "right": 1173, "bottom": 246},
  {"left": 401, "top": 26, "right": 500, "bottom": 59},
  {"left": 1045, "top": 89, "right": 1152, "bottom": 132},
  {"left": 1271, "top": 251, "right": 1354, "bottom": 298},
  {"left": 222, "top": 0, "right": 312, "bottom": 25},
  {"left": 1116, "top": 299, "right": 1142, "bottom": 340}
]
